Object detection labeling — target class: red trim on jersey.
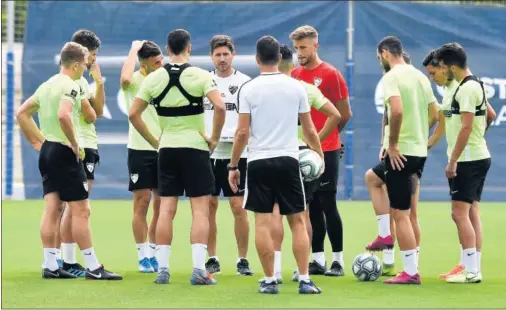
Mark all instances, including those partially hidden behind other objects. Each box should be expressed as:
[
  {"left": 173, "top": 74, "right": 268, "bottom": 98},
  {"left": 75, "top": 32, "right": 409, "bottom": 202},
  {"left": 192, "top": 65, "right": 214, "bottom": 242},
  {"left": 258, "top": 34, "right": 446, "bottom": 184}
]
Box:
[{"left": 292, "top": 62, "right": 349, "bottom": 151}]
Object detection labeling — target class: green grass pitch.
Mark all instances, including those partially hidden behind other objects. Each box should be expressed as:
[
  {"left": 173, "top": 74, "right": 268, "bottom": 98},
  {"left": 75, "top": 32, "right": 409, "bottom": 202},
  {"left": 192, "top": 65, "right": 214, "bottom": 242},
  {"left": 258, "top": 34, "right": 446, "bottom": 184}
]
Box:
[{"left": 2, "top": 200, "right": 505, "bottom": 308}]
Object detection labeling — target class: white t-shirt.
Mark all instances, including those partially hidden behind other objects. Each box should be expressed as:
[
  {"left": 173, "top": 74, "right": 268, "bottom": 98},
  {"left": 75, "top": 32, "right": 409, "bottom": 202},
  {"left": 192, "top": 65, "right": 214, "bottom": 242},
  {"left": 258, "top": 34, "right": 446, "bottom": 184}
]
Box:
[
  {"left": 204, "top": 69, "right": 250, "bottom": 159},
  {"left": 238, "top": 72, "right": 310, "bottom": 163}
]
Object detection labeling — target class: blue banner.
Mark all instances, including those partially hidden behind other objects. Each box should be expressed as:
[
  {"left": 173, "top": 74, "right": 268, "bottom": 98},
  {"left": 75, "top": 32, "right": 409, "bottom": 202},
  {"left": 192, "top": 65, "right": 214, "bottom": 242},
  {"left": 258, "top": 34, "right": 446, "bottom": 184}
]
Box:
[{"left": 22, "top": 1, "right": 506, "bottom": 200}]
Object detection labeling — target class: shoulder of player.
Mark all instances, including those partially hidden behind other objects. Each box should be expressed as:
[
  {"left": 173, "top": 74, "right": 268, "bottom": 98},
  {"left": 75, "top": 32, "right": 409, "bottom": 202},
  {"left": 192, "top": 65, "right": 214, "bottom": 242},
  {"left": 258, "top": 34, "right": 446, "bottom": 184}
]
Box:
[
  {"left": 321, "top": 62, "right": 343, "bottom": 76},
  {"left": 456, "top": 78, "right": 483, "bottom": 98},
  {"left": 233, "top": 69, "right": 252, "bottom": 82}
]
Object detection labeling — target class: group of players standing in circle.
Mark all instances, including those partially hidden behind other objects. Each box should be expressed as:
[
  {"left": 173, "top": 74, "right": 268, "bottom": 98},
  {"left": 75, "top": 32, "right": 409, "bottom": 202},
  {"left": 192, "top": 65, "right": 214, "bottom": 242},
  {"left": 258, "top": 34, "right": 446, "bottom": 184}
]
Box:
[{"left": 16, "top": 24, "right": 493, "bottom": 294}]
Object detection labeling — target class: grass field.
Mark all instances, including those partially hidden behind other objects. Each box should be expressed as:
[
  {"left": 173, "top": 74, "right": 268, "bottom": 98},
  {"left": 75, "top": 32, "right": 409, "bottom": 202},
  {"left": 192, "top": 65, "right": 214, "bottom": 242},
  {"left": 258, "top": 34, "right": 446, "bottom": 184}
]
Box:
[{"left": 1, "top": 200, "right": 505, "bottom": 308}]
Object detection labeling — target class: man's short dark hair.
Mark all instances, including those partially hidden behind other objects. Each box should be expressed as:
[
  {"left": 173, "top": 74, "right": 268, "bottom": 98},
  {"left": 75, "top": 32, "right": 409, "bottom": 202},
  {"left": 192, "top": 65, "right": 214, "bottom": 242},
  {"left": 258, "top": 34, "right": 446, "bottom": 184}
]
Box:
[
  {"left": 279, "top": 44, "right": 293, "bottom": 63},
  {"left": 434, "top": 42, "right": 467, "bottom": 69},
  {"left": 209, "top": 35, "right": 234, "bottom": 54},
  {"left": 422, "top": 49, "right": 440, "bottom": 67},
  {"left": 377, "top": 36, "right": 403, "bottom": 57},
  {"left": 167, "top": 29, "right": 191, "bottom": 55},
  {"left": 71, "top": 29, "right": 101, "bottom": 51},
  {"left": 402, "top": 51, "right": 411, "bottom": 64},
  {"left": 138, "top": 41, "right": 162, "bottom": 61},
  {"left": 256, "top": 35, "right": 280, "bottom": 66}
]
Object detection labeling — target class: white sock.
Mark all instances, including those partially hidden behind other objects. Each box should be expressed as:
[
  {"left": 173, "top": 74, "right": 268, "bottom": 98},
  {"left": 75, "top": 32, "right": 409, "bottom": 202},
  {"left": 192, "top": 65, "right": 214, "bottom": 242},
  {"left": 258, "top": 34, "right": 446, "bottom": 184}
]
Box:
[
  {"left": 44, "top": 248, "right": 59, "bottom": 271},
  {"left": 61, "top": 243, "right": 77, "bottom": 264},
  {"left": 401, "top": 249, "right": 418, "bottom": 276},
  {"left": 298, "top": 273, "right": 310, "bottom": 282},
  {"left": 56, "top": 248, "right": 62, "bottom": 260},
  {"left": 477, "top": 251, "right": 481, "bottom": 273},
  {"left": 81, "top": 248, "right": 101, "bottom": 271},
  {"left": 192, "top": 243, "right": 207, "bottom": 270},
  {"left": 156, "top": 245, "right": 171, "bottom": 270},
  {"left": 274, "top": 251, "right": 282, "bottom": 274},
  {"left": 460, "top": 244, "right": 464, "bottom": 266},
  {"left": 136, "top": 243, "right": 147, "bottom": 261},
  {"left": 264, "top": 276, "right": 276, "bottom": 283},
  {"left": 383, "top": 248, "right": 395, "bottom": 265},
  {"left": 462, "top": 248, "right": 478, "bottom": 273},
  {"left": 332, "top": 252, "right": 344, "bottom": 266},
  {"left": 377, "top": 214, "right": 391, "bottom": 238},
  {"left": 312, "top": 252, "right": 326, "bottom": 266},
  {"left": 147, "top": 242, "right": 157, "bottom": 258},
  {"left": 416, "top": 246, "right": 420, "bottom": 267},
  {"left": 237, "top": 257, "right": 246, "bottom": 264}
]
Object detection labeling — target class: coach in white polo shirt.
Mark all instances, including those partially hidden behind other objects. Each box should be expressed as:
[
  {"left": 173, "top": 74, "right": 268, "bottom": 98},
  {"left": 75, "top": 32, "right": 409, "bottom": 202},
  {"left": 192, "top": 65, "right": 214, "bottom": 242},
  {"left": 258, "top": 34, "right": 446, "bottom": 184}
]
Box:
[
  {"left": 203, "top": 35, "right": 253, "bottom": 276},
  {"left": 228, "top": 35, "right": 324, "bottom": 295}
]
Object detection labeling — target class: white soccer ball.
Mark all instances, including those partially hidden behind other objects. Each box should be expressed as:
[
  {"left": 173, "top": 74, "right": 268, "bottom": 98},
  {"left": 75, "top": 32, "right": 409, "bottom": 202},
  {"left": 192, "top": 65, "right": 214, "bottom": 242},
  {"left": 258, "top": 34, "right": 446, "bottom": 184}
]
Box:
[
  {"left": 298, "top": 148, "right": 324, "bottom": 182},
  {"left": 352, "top": 253, "right": 382, "bottom": 282}
]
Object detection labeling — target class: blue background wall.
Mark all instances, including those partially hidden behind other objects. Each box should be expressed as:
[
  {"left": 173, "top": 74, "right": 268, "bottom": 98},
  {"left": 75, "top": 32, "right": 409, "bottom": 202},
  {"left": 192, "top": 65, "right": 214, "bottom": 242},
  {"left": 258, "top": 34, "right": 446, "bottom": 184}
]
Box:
[{"left": 22, "top": 1, "right": 506, "bottom": 200}]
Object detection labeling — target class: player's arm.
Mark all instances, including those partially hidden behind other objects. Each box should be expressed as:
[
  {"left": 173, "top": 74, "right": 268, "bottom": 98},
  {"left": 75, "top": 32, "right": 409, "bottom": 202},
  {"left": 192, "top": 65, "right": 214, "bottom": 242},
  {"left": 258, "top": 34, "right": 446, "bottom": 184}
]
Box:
[
  {"left": 428, "top": 109, "right": 445, "bottom": 149},
  {"left": 58, "top": 99, "right": 78, "bottom": 148},
  {"left": 205, "top": 89, "right": 226, "bottom": 145},
  {"left": 299, "top": 86, "right": 324, "bottom": 160},
  {"left": 129, "top": 98, "right": 159, "bottom": 150},
  {"left": 129, "top": 74, "right": 159, "bottom": 149},
  {"left": 316, "top": 101, "right": 340, "bottom": 142},
  {"left": 230, "top": 113, "right": 249, "bottom": 168},
  {"left": 387, "top": 96, "right": 403, "bottom": 147},
  {"left": 329, "top": 70, "right": 352, "bottom": 132},
  {"left": 428, "top": 102, "right": 440, "bottom": 129},
  {"left": 16, "top": 96, "right": 45, "bottom": 151},
  {"left": 81, "top": 98, "right": 97, "bottom": 124},
  {"left": 486, "top": 103, "right": 496, "bottom": 131},
  {"left": 120, "top": 40, "right": 145, "bottom": 90},
  {"left": 89, "top": 64, "right": 105, "bottom": 118}
]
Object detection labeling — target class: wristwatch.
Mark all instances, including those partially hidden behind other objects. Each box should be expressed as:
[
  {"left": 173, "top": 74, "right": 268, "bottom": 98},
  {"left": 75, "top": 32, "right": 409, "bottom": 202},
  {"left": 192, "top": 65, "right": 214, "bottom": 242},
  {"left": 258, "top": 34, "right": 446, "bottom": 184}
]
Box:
[{"left": 227, "top": 163, "right": 238, "bottom": 171}]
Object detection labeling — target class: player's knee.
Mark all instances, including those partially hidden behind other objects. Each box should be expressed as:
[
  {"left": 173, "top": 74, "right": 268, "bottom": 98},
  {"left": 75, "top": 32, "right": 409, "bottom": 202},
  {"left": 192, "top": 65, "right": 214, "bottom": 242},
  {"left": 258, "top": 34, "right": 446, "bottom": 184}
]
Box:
[
  {"left": 451, "top": 207, "right": 467, "bottom": 223},
  {"left": 72, "top": 204, "right": 91, "bottom": 220},
  {"left": 365, "top": 169, "right": 382, "bottom": 187},
  {"left": 134, "top": 190, "right": 151, "bottom": 209},
  {"left": 286, "top": 212, "right": 305, "bottom": 230}
]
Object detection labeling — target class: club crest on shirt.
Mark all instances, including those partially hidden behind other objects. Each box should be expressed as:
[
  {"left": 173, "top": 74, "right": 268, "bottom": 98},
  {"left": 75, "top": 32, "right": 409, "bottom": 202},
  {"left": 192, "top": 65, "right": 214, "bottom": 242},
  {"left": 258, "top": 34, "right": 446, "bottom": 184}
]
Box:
[
  {"left": 86, "top": 162, "right": 94, "bottom": 173},
  {"left": 83, "top": 182, "right": 88, "bottom": 192},
  {"left": 130, "top": 173, "right": 139, "bottom": 184},
  {"left": 314, "top": 78, "right": 322, "bottom": 87},
  {"left": 229, "top": 85, "right": 238, "bottom": 95}
]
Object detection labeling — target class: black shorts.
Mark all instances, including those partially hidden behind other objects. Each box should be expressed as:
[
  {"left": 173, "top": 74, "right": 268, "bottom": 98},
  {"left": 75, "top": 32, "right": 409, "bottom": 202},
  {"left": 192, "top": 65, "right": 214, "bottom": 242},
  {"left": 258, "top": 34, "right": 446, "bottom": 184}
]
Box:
[
  {"left": 38, "top": 141, "right": 88, "bottom": 202},
  {"left": 372, "top": 158, "right": 424, "bottom": 184},
  {"left": 244, "top": 156, "right": 305, "bottom": 216},
  {"left": 448, "top": 158, "right": 491, "bottom": 203},
  {"left": 315, "top": 150, "right": 340, "bottom": 193},
  {"left": 211, "top": 158, "right": 247, "bottom": 197},
  {"left": 128, "top": 149, "right": 158, "bottom": 191},
  {"left": 384, "top": 155, "right": 427, "bottom": 211},
  {"left": 158, "top": 147, "right": 214, "bottom": 197},
  {"left": 82, "top": 148, "right": 100, "bottom": 180}
]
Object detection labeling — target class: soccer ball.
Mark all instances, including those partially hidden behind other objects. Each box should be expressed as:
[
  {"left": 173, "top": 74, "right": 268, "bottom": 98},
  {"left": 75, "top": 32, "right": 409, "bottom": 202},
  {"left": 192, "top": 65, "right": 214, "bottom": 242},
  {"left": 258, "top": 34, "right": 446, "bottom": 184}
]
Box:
[
  {"left": 352, "top": 253, "right": 382, "bottom": 282},
  {"left": 299, "top": 148, "right": 324, "bottom": 182}
]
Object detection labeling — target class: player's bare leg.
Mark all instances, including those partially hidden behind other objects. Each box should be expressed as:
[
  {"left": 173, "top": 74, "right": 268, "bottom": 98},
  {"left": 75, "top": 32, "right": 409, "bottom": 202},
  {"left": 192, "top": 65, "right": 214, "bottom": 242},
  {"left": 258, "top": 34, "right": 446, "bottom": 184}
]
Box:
[
  {"left": 40, "top": 193, "right": 75, "bottom": 278},
  {"left": 446, "top": 201, "right": 480, "bottom": 283},
  {"left": 189, "top": 195, "right": 216, "bottom": 285},
  {"left": 384, "top": 208, "right": 420, "bottom": 284},
  {"left": 147, "top": 190, "right": 160, "bottom": 271},
  {"left": 132, "top": 189, "right": 154, "bottom": 273},
  {"left": 60, "top": 180, "right": 94, "bottom": 277},
  {"left": 410, "top": 176, "right": 421, "bottom": 266},
  {"left": 287, "top": 212, "right": 321, "bottom": 294},
  {"left": 206, "top": 196, "right": 220, "bottom": 273},
  {"left": 153, "top": 196, "right": 178, "bottom": 284},
  {"left": 270, "top": 203, "right": 284, "bottom": 283},
  {"left": 365, "top": 170, "right": 394, "bottom": 252},
  {"left": 255, "top": 213, "right": 276, "bottom": 284},
  {"left": 470, "top": 201, "right": 482, "bottom": 274},
  {"left": 69, "top": 198, "right": 122, "bottom": 280},
  {"left": 229, "top": 196, "right": 252, "bottom": 275}
]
